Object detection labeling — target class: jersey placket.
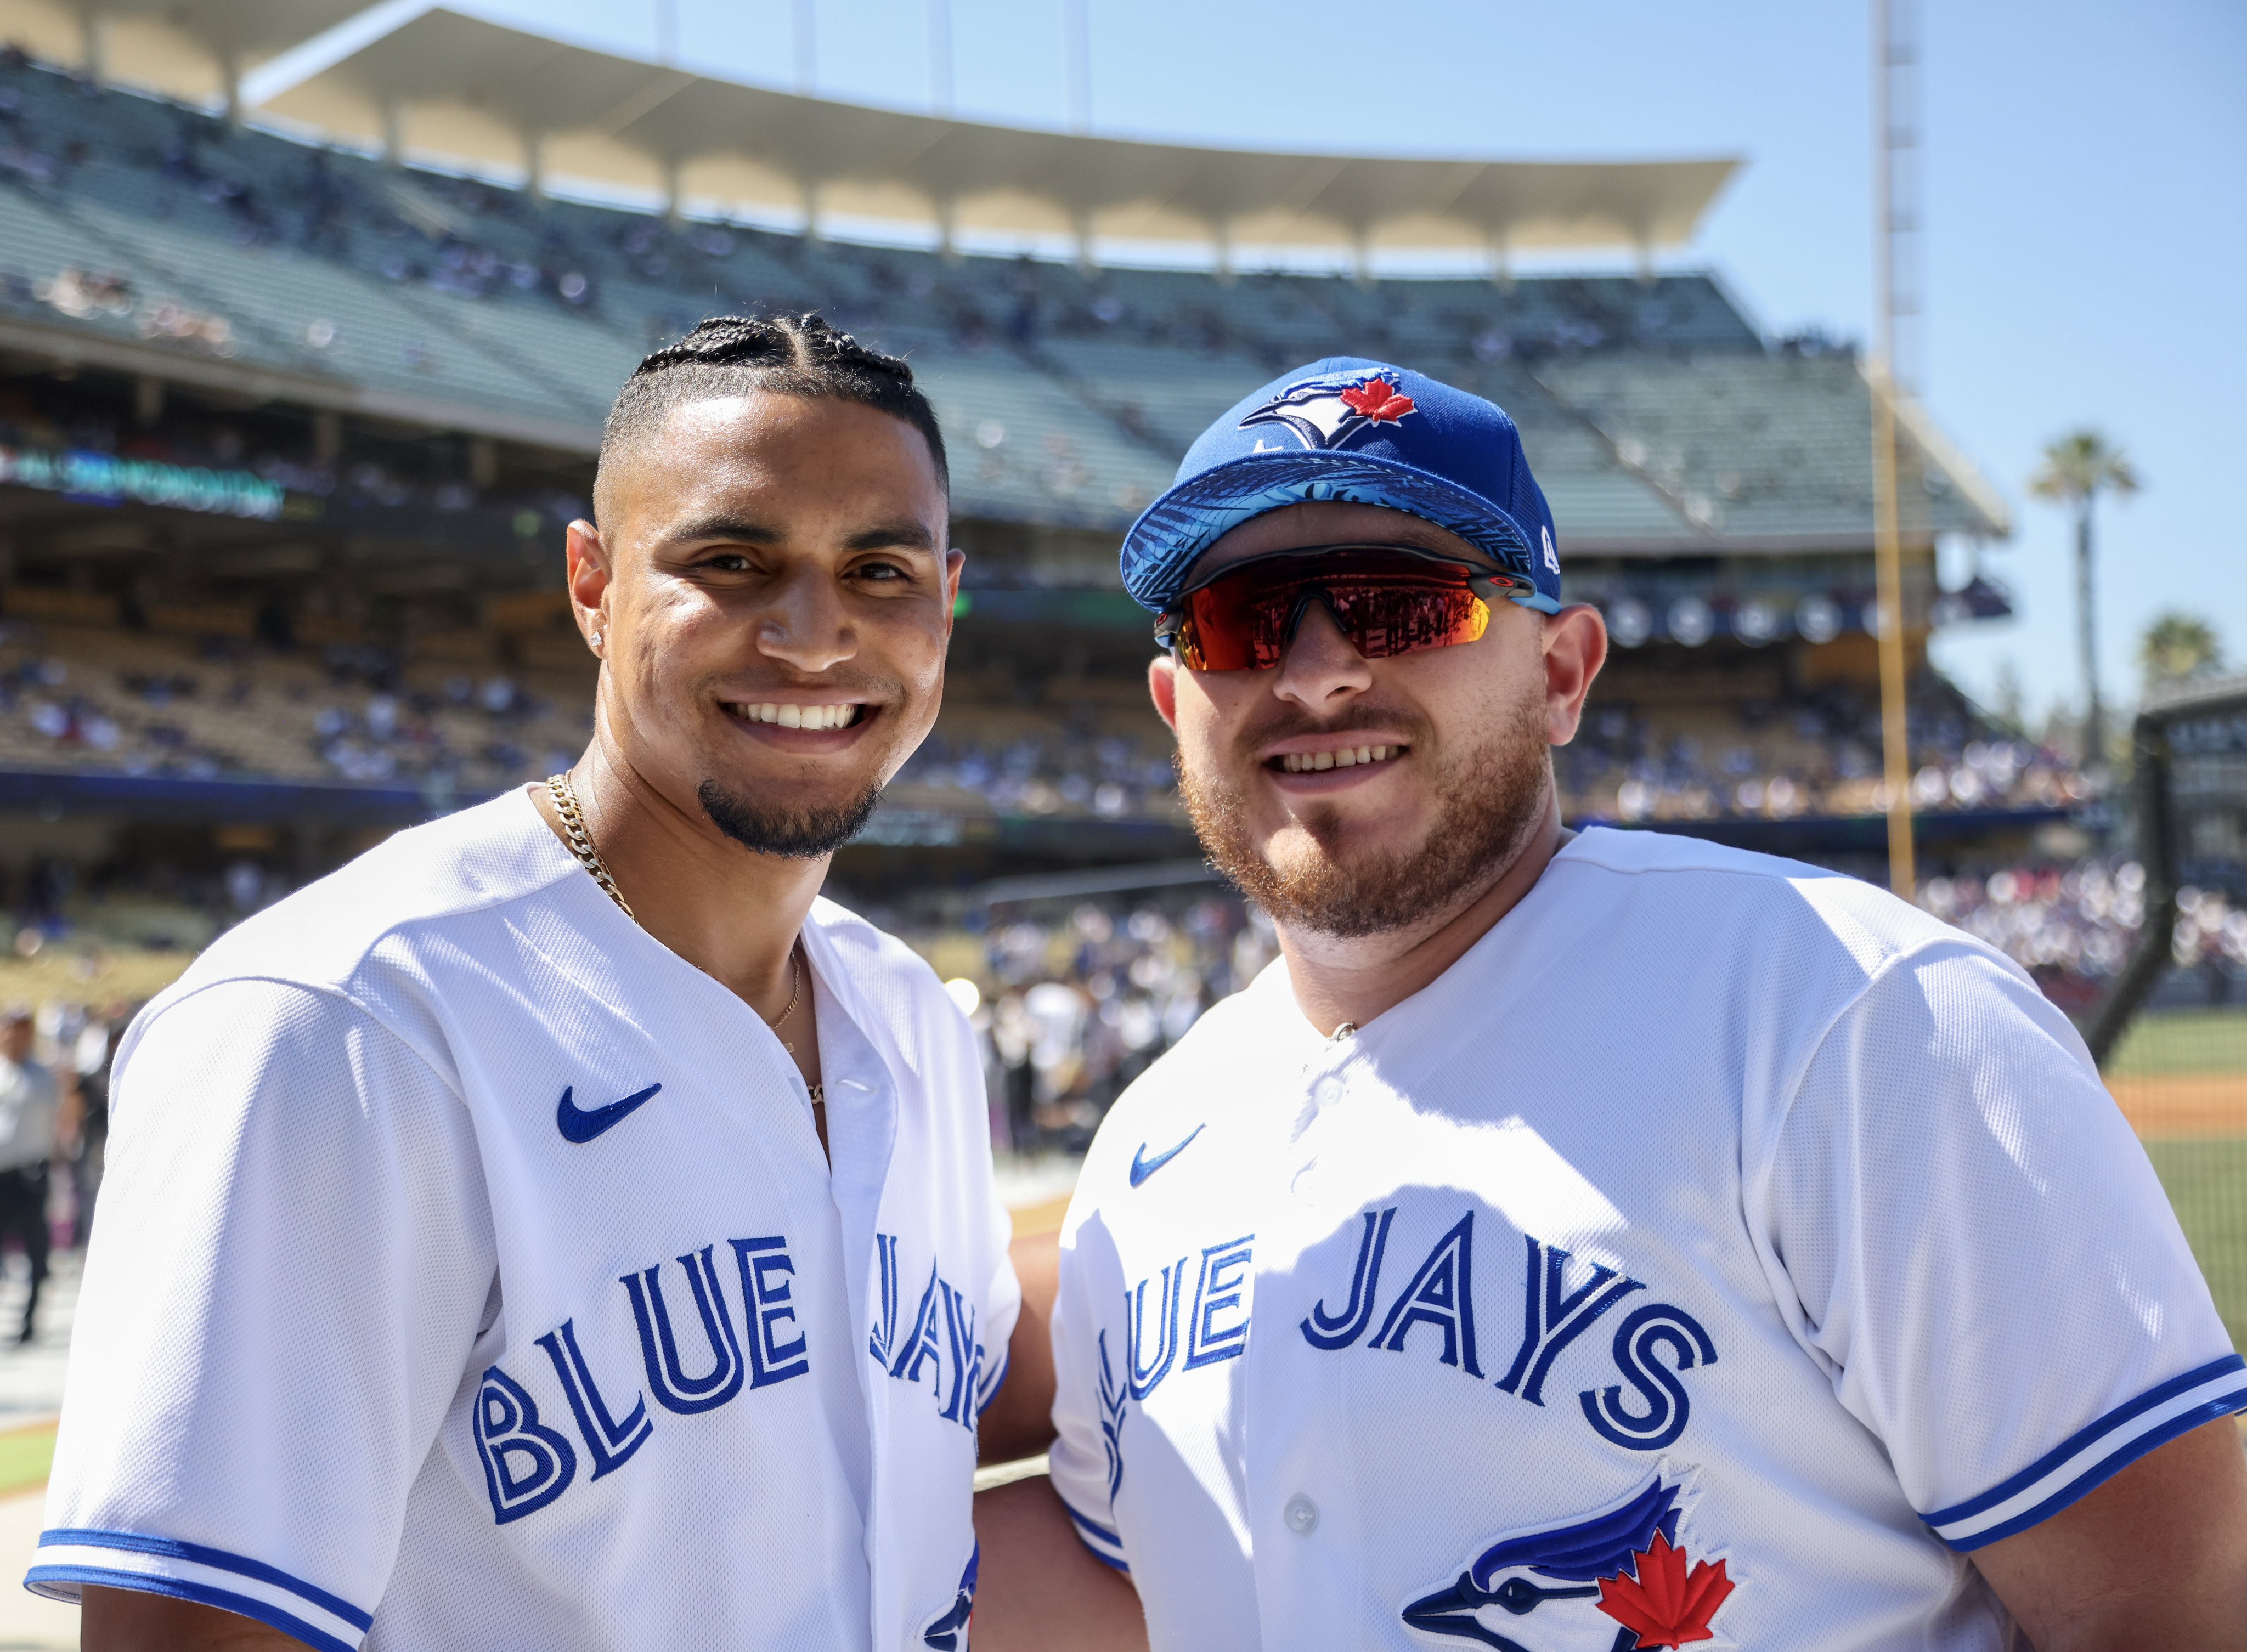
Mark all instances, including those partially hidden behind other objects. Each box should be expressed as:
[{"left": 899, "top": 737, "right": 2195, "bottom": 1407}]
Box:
[{"left": 1245, "top": 1029, "right": 1379, "bottom": 1649}]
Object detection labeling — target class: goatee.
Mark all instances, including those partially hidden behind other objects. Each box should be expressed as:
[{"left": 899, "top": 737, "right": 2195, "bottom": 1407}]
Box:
[
  {"left": 1178, "top": 692, "right": 1551, "bottom": 939},
  {"left": 698, "top": 777, "right": 882, "bottom": 859}
]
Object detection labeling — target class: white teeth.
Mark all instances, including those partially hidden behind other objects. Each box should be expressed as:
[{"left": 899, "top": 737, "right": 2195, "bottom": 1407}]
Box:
[
  {"left": 739, "top": 703, "right": 857, "bottom": 729},
  {"left": 1280, "top": 744, "right": 1401, "bottom": 773}
]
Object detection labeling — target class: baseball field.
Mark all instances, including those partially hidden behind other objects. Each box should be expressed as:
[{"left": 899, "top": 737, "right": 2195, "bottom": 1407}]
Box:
[{"left": 2111, "top": 1008, "right": 2247, "bottom": 1349}]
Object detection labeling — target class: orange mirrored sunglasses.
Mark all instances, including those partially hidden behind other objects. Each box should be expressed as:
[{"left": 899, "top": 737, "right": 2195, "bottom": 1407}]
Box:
[{"left": 1154, "top": 544, "right": 1534, "bottom": 672}]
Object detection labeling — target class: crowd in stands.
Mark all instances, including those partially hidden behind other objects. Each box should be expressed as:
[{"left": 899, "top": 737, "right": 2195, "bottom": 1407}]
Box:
[
  {"left": 0, "top": 621, "right": 589, "bottom": 795},
  {"left": 1560, "top": 678, "right": 2090, "bottom": 824},
  {"left": 925, "top": 896, "right": 1272, "bottom": 1155},
  {"left": 0, "top": 47, "right": 1758, "bottom": 401}
]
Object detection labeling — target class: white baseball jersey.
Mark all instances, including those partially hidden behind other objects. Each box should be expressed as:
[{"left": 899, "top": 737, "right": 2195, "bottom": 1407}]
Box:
[
  {"left": 31, "top": 789, "right": 1017, "bottom": 1651},
  {"left": 1048, "top": 827, "right": 2243, "bottom": 1652}
]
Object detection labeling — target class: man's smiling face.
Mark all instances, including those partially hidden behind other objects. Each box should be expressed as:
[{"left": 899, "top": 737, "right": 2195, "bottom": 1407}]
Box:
[
  {"left": 579, "top": 389, "right": 959, "bottom": 856},
  {"left": 1148, "top": 500, "right": 1604, "bottom": 937}
]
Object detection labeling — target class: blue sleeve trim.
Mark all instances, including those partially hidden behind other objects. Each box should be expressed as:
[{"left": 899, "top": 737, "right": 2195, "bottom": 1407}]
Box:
[
  {"left": 1062, "top": 1502, "right": 1125, "bottom": 1549},
  {"left": 1082, "top": 1543, "right": 1131, "bottom": 1575},
  {"left": 25, "top": 1565, "right": 359, "bottom": 1652},
  {"left": 37, "top": 1529, "right": 371, "bottom": 1630},
  {"left": 1923, "top": 1354, "right": 2247, "bottom": 1551},
  {"left": 976, "top": 1350, "right": 1012, "bottom": 1417}
]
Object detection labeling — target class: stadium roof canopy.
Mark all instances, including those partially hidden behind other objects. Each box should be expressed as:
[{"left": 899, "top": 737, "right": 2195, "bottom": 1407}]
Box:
[
  {"left": 204, "top": 6, "right": 1741, "bottom": 268},
  {"left": 0, "top": 0, "right": 370, "bottom": 113}
]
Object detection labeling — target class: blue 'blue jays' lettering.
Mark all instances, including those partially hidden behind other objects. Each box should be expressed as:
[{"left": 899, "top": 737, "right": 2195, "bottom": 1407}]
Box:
[
  {"left": 476, "top": 1232, "right": 807, "bottom": 1524},
  {"left": 1496, "top": 1236, "right": 1644, "bottom": 1406},
  {"left": 1371, "top": 1211, "right": 1483, "bottom": 1376},
  {"left": 1302, "top": 1206, "right": 1396, "bottom": 1350},
  {"left": 1184, "top": 1235, "right": 1254, "bottom": 1370},
  {"left": 1126, "top": 1258, "right": 1185, "bottom": 1400},
  {"left": 1096, "top": 1328, "right": 1128, "bottom": 1498},
  {"left": 1402, "top": 1478, "right": 1684, "bottom": 1650},
  {"left": 473, "top": 1365, "right": 578, "bottom": 1523},
  {"left": 534, "top": 1319, "right": 651, "bottom": 1480},
  {"left": 1580, "top": 1304, "right": 1718, "bottom": 1450},
  {"left": 731, "top": 1236, "right": 813, "bottom": 1388},
  {"left": 868, "top": 1232, "right": 995, "bottom": 1433},
  {"left": 623, "top": 1245, "right": 746, "bottom": 1414},
  {"left": 1295, "top": 1206, "right": 1717, "bottom": 1451}
]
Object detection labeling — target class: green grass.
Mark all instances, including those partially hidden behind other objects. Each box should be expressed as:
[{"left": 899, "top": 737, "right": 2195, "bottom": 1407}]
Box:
[
  {"left": 2108, "top": 1008, "right": 2247, "bottom": 1077},
  {"left": 2147, "top": 1136, "right": 2247, "bottom": 1351},
  {"left": 0, "top": 1424, "right": 54, "bottom": 1497}
]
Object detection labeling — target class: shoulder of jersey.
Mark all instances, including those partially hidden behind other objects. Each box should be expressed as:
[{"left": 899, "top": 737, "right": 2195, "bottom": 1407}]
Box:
[
  {"left": 1561, "top": 823, "right": 1992, "bottom": 975},
  {"left": 152, "top": 790, "right": 573, "bottom": 1012}
]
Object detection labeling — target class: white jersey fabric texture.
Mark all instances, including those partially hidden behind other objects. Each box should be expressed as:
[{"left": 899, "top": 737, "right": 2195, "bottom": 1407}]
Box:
[
  {"left": 1048, "top": 827, "right": 2242, "bottom": 1652},
  {"left": 31, "top": 788, "right": 1018, "bottom": 1652}
]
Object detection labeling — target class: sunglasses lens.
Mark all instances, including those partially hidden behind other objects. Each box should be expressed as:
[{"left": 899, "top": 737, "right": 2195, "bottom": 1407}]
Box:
[{"left": 1172, "top": 551, "right": 1495, "bottom": 671}]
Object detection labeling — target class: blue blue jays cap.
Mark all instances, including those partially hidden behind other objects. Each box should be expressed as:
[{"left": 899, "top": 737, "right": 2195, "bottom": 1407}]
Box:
[{"left": 1119, "top": 357, "right": 1563, "bottom": 615}]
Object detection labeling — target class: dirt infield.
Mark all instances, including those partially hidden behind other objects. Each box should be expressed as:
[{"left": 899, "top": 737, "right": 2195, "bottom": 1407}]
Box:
[{"left": 2111, "top": 1073, "right": 2247, "bottom": 1140}]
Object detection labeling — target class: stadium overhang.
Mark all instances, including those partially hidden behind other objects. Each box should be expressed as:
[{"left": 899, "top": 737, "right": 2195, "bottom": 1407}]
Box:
[
  {"left": 228, "top": 6, "right": 1737, "bottom": 267},
  {"left": 0, "top": 0, "right": 371, "bottom": 116}
]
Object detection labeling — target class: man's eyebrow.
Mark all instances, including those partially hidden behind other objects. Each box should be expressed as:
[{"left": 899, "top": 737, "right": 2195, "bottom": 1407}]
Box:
[
  {"left": 662, "top": 514, "right": 782, "bottom": 547},
  {"left": 656, "top": 517, "right": 939, "bottom": 553},
  {"left": 844, "top": 519, "right": 939, "bottom": 553}
]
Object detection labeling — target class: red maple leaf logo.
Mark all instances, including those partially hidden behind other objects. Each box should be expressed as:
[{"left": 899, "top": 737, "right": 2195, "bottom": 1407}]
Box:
[
  {"left": 1336, "top": 378, "right": 1415, "bottom": 423},
  {"left": 1595, "top": 1532, "right": 1734, "bottom": 1649}
]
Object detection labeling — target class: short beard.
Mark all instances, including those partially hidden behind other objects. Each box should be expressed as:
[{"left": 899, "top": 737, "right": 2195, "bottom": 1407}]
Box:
[
  {"left": 1178, "top": 692, "right": 1552, "bottom": 940},
  {"left": 697, "top": 778, "right": 882, "bottom": 859}
]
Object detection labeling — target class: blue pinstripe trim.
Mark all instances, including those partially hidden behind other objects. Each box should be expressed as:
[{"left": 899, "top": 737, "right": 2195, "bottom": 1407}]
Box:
[
  {"left": 1937, "top": 1385, "right": 2247, "bottom": 1552},
  {"left": 1062, "top": 1502, "right": 1125, "bottom": 1549},
  {"left": 1081, "top": 1544, "right": 1131, "bottom": 1575},
  {"left": 26, "top": 1565, "right": 358, "bottom": 1652},
  {"left": 37, "top": 1529, "right": 370, "bottom": 1630},
  {"left": 1923, "top": 1355, "right": 2247, "bottom": 1535},
  {"left": 976, "top": 1350, "right": 1012, "bottom": 1417}
]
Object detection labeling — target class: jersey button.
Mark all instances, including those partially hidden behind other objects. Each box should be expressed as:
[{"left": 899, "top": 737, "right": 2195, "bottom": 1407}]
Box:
[
  {"left": 1283, "top": 1494, "right": 1319, "bottom": 1535},
  {"left": 1311, "top": 1076, "right": 1345, "bottom": 1110}
]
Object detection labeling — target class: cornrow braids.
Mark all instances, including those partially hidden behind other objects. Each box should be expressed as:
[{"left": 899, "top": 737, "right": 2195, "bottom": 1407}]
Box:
[{"left": 595, "top": 312, "right": 948, "bottom": 523}]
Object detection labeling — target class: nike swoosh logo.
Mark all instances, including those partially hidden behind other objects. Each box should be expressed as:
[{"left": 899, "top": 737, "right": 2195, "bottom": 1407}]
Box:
[
  {"left": 1130, "top": 1124, "right": 1205, "bottom": 1189},
  {"left": 556, "top": 1083, "right": 663, "bottom": 1144}
]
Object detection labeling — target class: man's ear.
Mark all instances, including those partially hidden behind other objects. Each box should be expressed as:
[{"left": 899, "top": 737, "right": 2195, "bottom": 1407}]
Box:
[
  {"left": 565, "top": 519, "right": 612, "bottom": 655},
  {"left": 942, "top": 548, "right": 966, "bottom": 640},
  {"left": 1147, "top": 654, "right": 1180, "bottom": 733},
  {"left": 1540, "top": 604, "right": 1607, "bottom": 747}
]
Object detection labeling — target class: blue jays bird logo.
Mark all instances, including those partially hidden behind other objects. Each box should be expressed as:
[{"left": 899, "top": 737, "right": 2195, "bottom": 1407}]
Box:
[
  {"left": 1239, "top": 370, "right": 1419, "bottom": 451},
  {"left": 1402, "top": 1478, "right": 1734, "bottom": 1651}
]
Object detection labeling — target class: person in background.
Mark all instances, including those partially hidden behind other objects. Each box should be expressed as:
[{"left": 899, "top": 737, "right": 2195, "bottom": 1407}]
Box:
[{"left": 0, "top": 1008, "right": 64, "bottom": 1345}]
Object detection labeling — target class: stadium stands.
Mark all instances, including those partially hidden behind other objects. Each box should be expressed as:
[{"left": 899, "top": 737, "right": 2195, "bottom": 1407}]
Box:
[{"left": 0, "top": 50, "right": 2002, "bottom": 567}]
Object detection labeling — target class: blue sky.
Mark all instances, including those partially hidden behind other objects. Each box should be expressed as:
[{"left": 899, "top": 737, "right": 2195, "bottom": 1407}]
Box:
[{"left": 462, "top": 0, "right": 2245, "bottom": 724}]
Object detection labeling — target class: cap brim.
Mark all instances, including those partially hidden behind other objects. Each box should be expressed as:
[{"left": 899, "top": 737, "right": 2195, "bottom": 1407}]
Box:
[{"left": 1120, "top": 450, "right": 1553, "bottom": 614}]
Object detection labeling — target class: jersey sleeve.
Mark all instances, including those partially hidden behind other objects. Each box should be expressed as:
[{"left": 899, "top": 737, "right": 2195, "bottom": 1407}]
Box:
[
  {"left": 30, "top": 978, "right": 496, "bottom": 1649},
  {"left": 1755, "top": 939, "right": 2246, "bottom": 1552},
  {"left": 977, "top": 1185, "right": 1023, "bottom": 1421},
  {"left": 1045, "top": 1206, "right": 1131, "bottom": 1573}
]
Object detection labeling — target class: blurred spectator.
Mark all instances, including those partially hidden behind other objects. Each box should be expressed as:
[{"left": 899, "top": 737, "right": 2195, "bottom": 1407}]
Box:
[{"left": 0, "top": 1007, "right": 61, "bottom": 1343}]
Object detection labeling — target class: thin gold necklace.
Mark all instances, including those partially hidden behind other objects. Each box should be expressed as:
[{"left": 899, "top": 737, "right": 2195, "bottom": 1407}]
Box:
[{"left": 545, "top": 772, "right": 821, "bottom": 1103}]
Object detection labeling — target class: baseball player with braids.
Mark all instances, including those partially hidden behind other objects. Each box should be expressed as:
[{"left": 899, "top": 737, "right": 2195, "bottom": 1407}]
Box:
[
  {"left": 36, "top": 315, "right": 1054, "bottom": 1650},
  {"left": 974, "top": 360, "right": 2247, "bottom": 1651}
]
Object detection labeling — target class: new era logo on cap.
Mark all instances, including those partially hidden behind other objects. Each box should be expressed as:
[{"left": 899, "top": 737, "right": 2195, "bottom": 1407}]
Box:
[{"left": 1119, "top": 357, "right": 1565, "bottom": 617}]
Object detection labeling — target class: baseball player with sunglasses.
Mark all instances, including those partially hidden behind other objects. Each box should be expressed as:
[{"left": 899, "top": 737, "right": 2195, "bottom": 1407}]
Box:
[{"left": 973, "top": 359, "right": 2247, "bottom": 1651}]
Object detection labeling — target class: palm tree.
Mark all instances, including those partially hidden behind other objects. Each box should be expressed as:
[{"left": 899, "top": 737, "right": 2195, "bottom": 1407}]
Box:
[
  {"left": 2140, "top": 612, "right": 2221, "bottom": 693},
  {"left": 2030, "top": 431, "right": 2141, "bottom": 771}
]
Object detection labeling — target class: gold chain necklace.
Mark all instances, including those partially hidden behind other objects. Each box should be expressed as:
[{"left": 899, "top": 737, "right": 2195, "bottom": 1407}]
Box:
[{"left": 545, "top": 773, "right": 821, "bottom": 1104}]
